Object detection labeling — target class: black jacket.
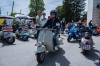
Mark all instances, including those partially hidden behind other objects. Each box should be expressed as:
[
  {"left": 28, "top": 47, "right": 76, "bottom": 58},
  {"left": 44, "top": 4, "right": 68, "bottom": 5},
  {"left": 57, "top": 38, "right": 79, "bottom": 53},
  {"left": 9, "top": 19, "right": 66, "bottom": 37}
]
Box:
[
  {"left": 42, "top": 18, "right": 60, "bottom": 29},
  {"left": 61, "top": 20, "right": 66, "bottom": 26}
]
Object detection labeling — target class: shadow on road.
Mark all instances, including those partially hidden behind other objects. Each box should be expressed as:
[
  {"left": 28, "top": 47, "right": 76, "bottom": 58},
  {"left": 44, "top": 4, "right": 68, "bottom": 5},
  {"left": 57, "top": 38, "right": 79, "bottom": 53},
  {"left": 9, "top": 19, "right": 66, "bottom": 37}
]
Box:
[
  {"left": 0, "top": 40, "right": 16, "bottom": 48},
  {"left": 83, "top": 49, "right": 99, "bottom": 61},
  {"left": 69, "top": 40, "right": 79, "bottom": 44},
  {"left": 37, "top": 48, "right": 70, "bottom": 66},
  {"left": 16, "top": 38, "right": 29, "bottom": 42}
]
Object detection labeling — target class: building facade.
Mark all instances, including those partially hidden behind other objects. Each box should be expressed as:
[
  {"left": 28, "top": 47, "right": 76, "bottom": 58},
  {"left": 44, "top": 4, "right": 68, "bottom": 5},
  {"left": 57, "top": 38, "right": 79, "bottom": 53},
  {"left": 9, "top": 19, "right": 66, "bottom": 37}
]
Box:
[{"left": 87, "top": 0, "right": 100, "bottom": 25}]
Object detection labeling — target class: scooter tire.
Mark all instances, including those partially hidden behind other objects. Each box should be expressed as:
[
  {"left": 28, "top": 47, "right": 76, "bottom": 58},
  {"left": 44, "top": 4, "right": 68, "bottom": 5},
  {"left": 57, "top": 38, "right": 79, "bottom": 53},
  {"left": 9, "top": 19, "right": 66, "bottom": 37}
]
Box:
[
  {"left": 36, "top": 52, "right": 45, "bottom": 64},
  {"left": 67, "top": 36, "right": 72, "bottom": 42},
  {"left": 6, "top": 37, "right": 15, "bottom": 44},
  {"left": 83, "top": 50, "right": 87, "bottom": 55},
  {"left": 22, "top": 36, "right": 28, "bottom": 41}
]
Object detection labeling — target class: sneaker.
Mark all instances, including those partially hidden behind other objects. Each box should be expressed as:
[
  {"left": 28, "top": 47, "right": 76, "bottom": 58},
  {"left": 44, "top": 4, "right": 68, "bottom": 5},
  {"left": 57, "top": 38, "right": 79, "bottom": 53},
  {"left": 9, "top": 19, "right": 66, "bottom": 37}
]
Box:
[{"left": 55, "top": 46, "right": 58, "bottom": 50}]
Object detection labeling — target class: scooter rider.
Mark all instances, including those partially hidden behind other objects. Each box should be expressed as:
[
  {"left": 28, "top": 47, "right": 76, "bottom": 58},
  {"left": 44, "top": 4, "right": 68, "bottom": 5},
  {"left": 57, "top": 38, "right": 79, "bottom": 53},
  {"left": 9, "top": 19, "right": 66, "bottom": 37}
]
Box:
[{"left": 42, "top": 10, "right": 60, "bottom": 50}]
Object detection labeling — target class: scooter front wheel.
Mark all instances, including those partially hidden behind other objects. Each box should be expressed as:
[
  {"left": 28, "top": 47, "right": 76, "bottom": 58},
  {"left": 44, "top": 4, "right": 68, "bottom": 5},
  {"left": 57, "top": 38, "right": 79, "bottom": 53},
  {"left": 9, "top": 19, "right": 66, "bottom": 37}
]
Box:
[
  {"left": 36, "top": 52, "right": 45, "bottom": 64},
  {"left": 67, "top": 36, "right": 72, "bottom": 42},
  {"left": 6, "top": 37, "right": 15, "bottom": 44},
  {"left": 22, "top": 36, "right": 28, "bottom": 41}
]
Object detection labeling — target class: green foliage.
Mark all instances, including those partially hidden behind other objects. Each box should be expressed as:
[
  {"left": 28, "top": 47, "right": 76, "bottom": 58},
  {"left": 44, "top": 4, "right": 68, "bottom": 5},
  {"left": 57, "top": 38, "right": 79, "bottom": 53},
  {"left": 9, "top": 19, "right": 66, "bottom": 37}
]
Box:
[
  {"left": 10, "top": 12, "right": 17, "bottom": 17},
  {"left": 29, "top": 0, "right": 45, "bottom": 17},
  {"left": 56, "top": 0, "right": 86, "bottom": 23},
  {"left": 83, "top": 12, "right": 87, "bottom": 20},
  {"left": 56, "top": 6, "right": 63, "bottom": 19}
]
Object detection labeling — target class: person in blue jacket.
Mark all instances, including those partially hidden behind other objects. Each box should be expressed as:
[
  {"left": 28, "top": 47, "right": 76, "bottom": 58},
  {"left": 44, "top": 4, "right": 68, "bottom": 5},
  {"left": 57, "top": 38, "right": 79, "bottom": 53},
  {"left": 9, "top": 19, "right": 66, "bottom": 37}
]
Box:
[{"left": 42, "top": 10, "right": 60, "bottom": 50}]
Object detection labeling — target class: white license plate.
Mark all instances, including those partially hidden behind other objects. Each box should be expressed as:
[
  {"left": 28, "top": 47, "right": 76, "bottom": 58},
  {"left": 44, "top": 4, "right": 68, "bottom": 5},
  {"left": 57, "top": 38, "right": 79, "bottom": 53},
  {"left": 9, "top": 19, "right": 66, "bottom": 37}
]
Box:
[{"left": 82, "top": 45, "right": 91, "bottom": 50}]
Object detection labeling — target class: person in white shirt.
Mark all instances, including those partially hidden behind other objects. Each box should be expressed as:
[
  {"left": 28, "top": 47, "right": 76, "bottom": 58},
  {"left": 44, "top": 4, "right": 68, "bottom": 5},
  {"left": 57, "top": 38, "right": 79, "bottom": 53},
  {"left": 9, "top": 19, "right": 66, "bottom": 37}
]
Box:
[
  {"left": 36, "top": 10, "right": 42, "bottom": 27},
  {"left": 42, "top": 12, "right": 48, "bottom": 27},
  {"left": 36, "top": 10, "right": 42, "bottom": 40}
]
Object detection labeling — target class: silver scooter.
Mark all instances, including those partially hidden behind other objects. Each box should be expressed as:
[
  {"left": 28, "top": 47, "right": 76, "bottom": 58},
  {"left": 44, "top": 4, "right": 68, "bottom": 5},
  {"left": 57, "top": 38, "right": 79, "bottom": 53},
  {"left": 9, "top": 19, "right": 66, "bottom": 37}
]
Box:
[
  {"left": 79, "top": 32, "right": 93, "bottom": 55},
  {"left": 0, "top": 25, "right": 15, "bottom": 44},
  {"left": 35, "top": 28, "right": 63, "bottom": 64}
]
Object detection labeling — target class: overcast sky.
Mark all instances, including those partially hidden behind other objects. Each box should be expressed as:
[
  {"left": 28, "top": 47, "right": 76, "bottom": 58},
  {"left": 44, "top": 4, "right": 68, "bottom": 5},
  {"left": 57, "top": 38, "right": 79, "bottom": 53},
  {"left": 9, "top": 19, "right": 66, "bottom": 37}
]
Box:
[{"left": 0, "top": 0, "right": 88, "bottom": 18}]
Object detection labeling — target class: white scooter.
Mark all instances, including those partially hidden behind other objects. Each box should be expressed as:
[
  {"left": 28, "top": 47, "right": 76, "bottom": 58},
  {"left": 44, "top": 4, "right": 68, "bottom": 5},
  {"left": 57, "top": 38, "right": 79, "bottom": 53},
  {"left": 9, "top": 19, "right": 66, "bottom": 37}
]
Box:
[
  {"left": 35, "top": 27, "right": 63, "bottom": 64},
  {"left": 28, "top": 25, "right": 37, "bottom": 38},
  {"left": 79, "top": 32, "right": 93, "bottom": 55},
  {"left": 0, "top": 25, "right": 15, "bottom": 44}
]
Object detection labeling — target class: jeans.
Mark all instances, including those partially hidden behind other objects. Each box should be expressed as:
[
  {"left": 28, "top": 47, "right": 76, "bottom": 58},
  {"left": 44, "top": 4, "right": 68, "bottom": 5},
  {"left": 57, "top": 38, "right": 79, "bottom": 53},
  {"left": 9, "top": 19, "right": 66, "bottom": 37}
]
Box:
[
  {"left": 36, "top": 26, "right": 40, "bottom": 39},
  {"left": 53, "top": 31, "right": 59, "bottom": 46}
]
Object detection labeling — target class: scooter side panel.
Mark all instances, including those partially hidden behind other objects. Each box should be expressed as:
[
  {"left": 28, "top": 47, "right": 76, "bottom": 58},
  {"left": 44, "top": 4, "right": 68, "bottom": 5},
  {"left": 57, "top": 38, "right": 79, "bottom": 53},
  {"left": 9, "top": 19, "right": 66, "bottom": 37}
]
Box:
[{"left": 5, "top": 33, "right": 16, "bottom": 38}]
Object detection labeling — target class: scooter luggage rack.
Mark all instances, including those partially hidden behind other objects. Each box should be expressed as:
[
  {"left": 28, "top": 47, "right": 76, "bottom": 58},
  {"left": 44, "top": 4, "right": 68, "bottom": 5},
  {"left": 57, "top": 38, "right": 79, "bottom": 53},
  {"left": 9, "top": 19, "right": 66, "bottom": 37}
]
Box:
[
  {"left": 2, "top": 28, "right": 13, "bottom": 32},
  {"left": 22, "top": 28, "right": 28, "bottom": 31}
]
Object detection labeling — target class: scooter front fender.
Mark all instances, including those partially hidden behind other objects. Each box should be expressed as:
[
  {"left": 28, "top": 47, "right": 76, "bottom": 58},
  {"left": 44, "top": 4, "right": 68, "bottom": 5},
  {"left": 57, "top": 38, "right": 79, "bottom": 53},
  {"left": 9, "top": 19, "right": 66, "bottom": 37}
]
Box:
[
  {"left": 35, "top": 45, "right": 46, "bottom": 53},
  {"left": 68, "top": 32, "right": 73, "bottom": 37}
]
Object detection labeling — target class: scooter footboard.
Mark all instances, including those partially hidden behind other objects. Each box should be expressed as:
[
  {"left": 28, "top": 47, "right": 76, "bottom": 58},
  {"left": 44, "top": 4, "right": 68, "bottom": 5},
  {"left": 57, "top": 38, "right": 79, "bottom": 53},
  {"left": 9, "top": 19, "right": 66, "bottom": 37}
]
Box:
[{"left": 35, "top": 45, "right": 46, "bottom": 53}]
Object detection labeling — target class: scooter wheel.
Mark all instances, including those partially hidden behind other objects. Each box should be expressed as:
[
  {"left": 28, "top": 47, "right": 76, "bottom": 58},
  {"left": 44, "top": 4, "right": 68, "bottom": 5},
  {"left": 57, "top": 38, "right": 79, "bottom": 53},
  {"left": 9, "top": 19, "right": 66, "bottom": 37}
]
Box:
[
  {"left": 83, "top": 50, "right": 87, "bottom": 55},
  {"left": 36, "top": 52, "right": 45, "bottom": 64},
  {"left": 6, "top": 37, "right": 15, "bottom": 44},
  {"left": 22, "top": 36, "right": 28, "bottom": 41},
  {"left": 67, "top": 37, "right": 72, "bottom": 42}
]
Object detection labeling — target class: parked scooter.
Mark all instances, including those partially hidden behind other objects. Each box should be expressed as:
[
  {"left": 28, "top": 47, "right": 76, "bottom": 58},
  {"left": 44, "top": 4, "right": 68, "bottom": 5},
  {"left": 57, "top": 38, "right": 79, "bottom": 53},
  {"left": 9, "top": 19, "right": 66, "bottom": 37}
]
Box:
[
  {"left": 28, "top": 25, "right": 37, "bottom": 38},
  {"left": 88, "top": 26, "right": 98, "bottom": 36},
  {"left": 0, "top": 25, "right": 15, "bottom": 44},
  {"left": 35, "top": 28, "right": 63, "bottom": 64},
  {"left": 67, "top": 24, "right": 82, "bottom": 42},
  {"left": 79, "top": 31, "right": 93, "bottom": 55},
  {"left": 16, "top": 25, "right": 29, "bottom": 41}
]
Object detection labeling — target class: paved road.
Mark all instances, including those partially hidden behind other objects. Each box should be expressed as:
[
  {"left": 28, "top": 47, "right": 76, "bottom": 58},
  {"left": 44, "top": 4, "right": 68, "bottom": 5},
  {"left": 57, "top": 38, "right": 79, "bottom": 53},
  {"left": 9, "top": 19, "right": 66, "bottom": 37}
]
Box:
[{"left": 0, "top": 35, "right": 100, "bottom": 66}]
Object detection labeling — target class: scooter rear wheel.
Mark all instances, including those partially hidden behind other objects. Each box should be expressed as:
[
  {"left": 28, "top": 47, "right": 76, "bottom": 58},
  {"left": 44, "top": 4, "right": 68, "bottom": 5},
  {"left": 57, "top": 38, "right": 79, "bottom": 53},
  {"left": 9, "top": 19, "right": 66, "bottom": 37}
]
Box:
[
  {"left": 36, "top": 52, "right": 45, "bottom": 64},
  {"left": 83, "top": 50, "right": 87, "bottom": 55}
]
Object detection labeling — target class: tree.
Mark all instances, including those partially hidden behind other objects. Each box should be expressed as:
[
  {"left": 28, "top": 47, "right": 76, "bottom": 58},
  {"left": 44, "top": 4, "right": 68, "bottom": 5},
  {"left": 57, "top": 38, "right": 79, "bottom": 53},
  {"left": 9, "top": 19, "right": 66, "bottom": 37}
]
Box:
[
  {"left": 83, "top": 12, "right": 87, "bottom": 20},
  {"left": 56, "top": 6, "right": 63, "bottom": 20},
  {"left": 29, "top": 0, "right": 45, "bottom": 17},
  {"left": 10, "top": 12, "right": 17, "bottom": 17},
  {"left": 62, "top": 0, "right": 86, "bottom": 22}
]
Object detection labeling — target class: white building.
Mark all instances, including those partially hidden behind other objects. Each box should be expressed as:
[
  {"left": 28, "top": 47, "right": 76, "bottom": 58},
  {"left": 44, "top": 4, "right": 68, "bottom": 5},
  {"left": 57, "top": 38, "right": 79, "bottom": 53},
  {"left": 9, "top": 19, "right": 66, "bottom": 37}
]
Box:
[{"left": 87, "top": 0, "right": 100, "bottom": 25}]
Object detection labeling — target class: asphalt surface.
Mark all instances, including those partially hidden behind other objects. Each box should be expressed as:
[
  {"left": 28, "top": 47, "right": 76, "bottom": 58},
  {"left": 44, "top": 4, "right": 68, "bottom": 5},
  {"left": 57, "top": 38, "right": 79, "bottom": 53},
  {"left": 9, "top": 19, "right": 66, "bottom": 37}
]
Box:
[{"left": 0, "top": 34, "right": 100, "bottom": 66}]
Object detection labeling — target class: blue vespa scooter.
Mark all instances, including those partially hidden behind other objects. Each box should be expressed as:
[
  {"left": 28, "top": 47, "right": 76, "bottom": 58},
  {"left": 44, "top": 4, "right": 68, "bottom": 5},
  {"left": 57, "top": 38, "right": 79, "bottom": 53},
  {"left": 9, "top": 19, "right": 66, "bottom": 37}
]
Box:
[
  {"left": 16, "top": 25, "right": 29, "bottom": 41},
  {"left": 67, "top": 24, "right": 82, "bottom": 42}
]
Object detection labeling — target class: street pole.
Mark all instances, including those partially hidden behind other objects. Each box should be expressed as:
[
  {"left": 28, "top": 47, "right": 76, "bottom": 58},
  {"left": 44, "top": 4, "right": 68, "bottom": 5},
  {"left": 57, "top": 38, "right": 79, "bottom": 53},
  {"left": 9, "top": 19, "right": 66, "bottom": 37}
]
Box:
[
  {"left": 7, "top": 11, "right": 8, "bottom": 15},
  {"left": 11, "top": 1, "right": 14, "bottom": 15},
  {"left": 20, "top": 9, "right": 22, "bottom": 14},
  {"left": 0, "top": 7, "right": 1, "bottom": 14}
]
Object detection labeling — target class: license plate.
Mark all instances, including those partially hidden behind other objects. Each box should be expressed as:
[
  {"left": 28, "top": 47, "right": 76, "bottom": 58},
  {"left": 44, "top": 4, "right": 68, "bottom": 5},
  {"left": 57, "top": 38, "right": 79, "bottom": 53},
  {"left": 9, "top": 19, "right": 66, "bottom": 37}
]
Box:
[{"left": 82, "top": 45, "right": 91, "bottom": 50}]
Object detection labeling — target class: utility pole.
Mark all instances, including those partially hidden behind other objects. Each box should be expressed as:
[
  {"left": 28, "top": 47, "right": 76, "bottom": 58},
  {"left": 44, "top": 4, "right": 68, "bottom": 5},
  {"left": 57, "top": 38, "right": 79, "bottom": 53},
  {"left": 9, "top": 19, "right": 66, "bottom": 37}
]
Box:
[
  {"left": 20, "top": 9, "right": 22, "bottom": 14},
  {"left": 0, "top": 7, "right": 1, "bottom": 14},
  {"left": 11, "top": 1, "right": 14, "bottom": 15},
  {"left": 7, "top": 11, "right": 8, "bottom": 15}
]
